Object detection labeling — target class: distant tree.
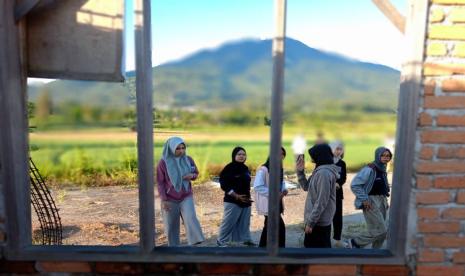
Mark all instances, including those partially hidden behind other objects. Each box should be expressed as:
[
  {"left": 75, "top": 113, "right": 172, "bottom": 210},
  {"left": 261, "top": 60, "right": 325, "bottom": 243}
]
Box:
[
  {"left": 35, "top": 89, "right": 53, "bottom": 124},
  {"left": 27, "top": 102, "right": 36, "bottom": 132}
]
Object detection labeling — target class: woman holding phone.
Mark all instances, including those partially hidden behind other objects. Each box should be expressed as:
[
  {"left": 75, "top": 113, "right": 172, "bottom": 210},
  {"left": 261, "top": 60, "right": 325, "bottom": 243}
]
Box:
[{"left": 156, "top": 136, "right": 204, "bottom": 246}]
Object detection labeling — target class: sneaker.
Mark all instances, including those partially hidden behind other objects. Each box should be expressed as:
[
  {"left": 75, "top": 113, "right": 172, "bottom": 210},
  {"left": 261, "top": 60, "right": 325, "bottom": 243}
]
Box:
[
  {"left": 333, "top": 239, "right": 343, "bottom": 248},
  {"left": 243, "top": 240, "right": 257, "bottom": 247},
  {"left": 350, "top": 238, "right": 360, "bottom": 249},
  {"left": 216, "top": 240, "right": 228, "bottom": 247},
  {"left": 192, "top": 241, "right": 203, "bottom": 246}
]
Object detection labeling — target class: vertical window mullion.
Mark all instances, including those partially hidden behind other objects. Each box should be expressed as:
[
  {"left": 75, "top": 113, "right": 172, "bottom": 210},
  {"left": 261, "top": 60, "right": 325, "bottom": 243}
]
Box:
[
  {"left": 135, "top": 0, "right": 155, "bottom": 253},
  {"left": 0, "top": 0, "right": 31, "bottom": 254},
  {"left": 267, "top": 0, "right": 287, "bottom": 257}
]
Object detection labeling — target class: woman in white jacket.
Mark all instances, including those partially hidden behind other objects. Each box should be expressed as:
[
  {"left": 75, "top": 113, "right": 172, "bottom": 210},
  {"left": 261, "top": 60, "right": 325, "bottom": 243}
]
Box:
[{"left": 253, "top": 147, "right": 288, "bottom": 247}]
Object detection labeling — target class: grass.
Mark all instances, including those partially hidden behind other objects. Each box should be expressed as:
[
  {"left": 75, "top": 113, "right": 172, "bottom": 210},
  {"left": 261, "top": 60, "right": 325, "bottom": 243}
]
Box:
[{"left": 30, "top": 121, "right": 395, "bottom": 187}]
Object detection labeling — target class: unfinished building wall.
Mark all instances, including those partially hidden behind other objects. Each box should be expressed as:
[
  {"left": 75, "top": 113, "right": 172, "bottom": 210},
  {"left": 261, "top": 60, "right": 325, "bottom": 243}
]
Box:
[{"left": 414, "top": 0, "right": 465, "bottom": 275}]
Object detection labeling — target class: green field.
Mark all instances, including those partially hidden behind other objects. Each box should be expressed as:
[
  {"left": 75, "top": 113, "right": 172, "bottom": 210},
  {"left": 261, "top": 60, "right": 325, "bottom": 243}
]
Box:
[{"left": 29, "top": 122, "right": 396, "bottom": 187}]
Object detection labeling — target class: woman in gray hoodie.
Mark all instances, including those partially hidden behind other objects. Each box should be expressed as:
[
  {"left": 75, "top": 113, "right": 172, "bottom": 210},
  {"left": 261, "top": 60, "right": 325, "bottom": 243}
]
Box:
[{"left": 296, "top": 144, "right": 339, "bottom": 248}]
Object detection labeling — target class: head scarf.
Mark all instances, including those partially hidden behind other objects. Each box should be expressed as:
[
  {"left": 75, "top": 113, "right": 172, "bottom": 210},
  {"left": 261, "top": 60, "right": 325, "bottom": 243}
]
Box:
[
  {"left": 308, "top": 143, "right": 334, "bottom": 168},
  {"left": 329, "top": 140, "right": 344, "bottom": 163},
  {"left": 161, "top": 136, "right": 192, "bottom": 192},
  {"left": 231, "top": 146, "right": 246, "bottom": 163},
  {"left": 372, "top": 146, "right": 392, "bottom": 172},
  {"left": 263, "top": 147, "right": 286, "bottom": 184}
]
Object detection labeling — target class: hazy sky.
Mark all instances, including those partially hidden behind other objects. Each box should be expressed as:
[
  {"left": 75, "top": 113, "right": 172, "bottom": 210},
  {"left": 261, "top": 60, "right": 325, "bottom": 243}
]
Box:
[
  {"left": 125, "top": 0, "right": 407, "bottom": 70},
  {"left": 30, "top": 0, "right": 407, "bottom": 84}
]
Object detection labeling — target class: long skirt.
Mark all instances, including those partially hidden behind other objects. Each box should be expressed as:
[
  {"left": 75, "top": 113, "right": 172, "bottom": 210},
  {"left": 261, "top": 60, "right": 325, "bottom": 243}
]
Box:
[
  {"left": 161, "top": 196, "right": 205, "bottom": 246},
  {"left": 217, "top": 202, "right": 252, "bottom": 245}
]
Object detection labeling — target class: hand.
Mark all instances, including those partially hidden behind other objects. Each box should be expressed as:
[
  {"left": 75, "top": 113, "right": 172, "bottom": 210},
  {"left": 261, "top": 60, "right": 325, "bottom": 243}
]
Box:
[
  {"left": 295, "top": 156, "right": 305, "bottom": 171},
  {"left": 234, "top": 193, "right": 251, "bottom": 203},
  {"left": 280, "top": 190, "right": 288, "bottom": 199},
  {"left": 336, "top": 184, "right": 341, "bottom": 190},
  {"left": 161, "top": 201, "right": 170, "bottom": 211},
  {"left": 182, "top": 173, "right": 194, "bottom": 180},
  {"left": 362, "top": 200, "right": 372, "bottom": 211},
  {"left": 304, "top": 225, "right": 312, "bottom": 234}
]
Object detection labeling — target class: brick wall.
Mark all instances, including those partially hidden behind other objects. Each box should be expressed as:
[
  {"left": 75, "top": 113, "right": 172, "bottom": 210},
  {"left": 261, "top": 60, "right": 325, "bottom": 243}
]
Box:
[{"left": 415, "top": 0, "right": 465, "bottom": 275}]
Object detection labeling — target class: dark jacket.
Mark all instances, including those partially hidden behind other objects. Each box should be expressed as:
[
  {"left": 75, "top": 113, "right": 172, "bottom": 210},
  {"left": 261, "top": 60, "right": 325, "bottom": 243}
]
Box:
[
  {"left": 219, "top": 162, "right": 251, "bottom": 208},
  {"left": 335, "top": 159, "right": 347, "bottom": 199}
]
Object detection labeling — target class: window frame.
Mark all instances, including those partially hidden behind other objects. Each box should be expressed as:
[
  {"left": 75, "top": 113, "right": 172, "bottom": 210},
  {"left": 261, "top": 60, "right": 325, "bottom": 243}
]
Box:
[{"left": 1, "top": 0, "right": 428, "bottom": 264}]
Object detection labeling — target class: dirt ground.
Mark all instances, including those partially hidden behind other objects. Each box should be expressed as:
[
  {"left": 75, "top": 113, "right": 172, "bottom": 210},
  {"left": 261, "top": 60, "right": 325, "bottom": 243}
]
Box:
[{"left": 34, "top": 174, "right": 373, "bottom": 248}]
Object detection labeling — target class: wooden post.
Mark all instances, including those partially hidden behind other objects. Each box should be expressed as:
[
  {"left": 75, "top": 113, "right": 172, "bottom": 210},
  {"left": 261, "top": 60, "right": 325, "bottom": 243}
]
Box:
[
  {"left": 267, "top": 0, "right": 286, "bottom": 257},
  {"left": 135, "top": 0, "right": 155, "bottom": 252},
  {"left": 0, "top": 0, "right": 31, "bottom": 254},
  {"left": 371, "top": 0, "right": 406, "bottom": 33},
  {"left": 389, "top": 0, "right": 428, "bottom": 257}
]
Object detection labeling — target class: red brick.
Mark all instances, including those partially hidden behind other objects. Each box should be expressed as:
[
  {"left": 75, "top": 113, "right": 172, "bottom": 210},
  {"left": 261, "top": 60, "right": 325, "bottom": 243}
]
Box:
[
  {"left": 438, "top": 146, "right": 465, "bottom": 158},
  {"left": 95, "top": 262, "right": 144, "bottom": 274},
  {"left": 424, "top": 63, "right": 465, "bottom": 76},
  {"left": 418, "top": 221, "right": 461, "bottom": 233},
  {"left": 437, "top": 115, "right": 465, "bottom": 126},
  {"left": 361, "top": 265, "right": 409, "bottom": 276},
  {"left": 308, "top": 265, "right": 356, "bottom": 275},
  {"left": 432, "top": 0, "right": 465, "bottom": 4},
  {"left": 419, "top": 249, "right": 445, "bottom": 262},
  {"left": 198, "top": 264, "right": 252, "bottom": 275},
  {"left": 421, "top": 130, "right": 465, "bottom": 143},
  {"left": 435, "top": 176, "right": 465, "bottom": 188},
  {"left": 443, "top": 208, "right": 465, "bottom": 219},
  {"left": 424, "top": 80, "right": 436, "bottom": 95},
  {"left": 418, "top": 207, "right": 440, "bottom": 219},
  {"left": 442, "top": 79, "right": 465, "bottom": 92},
  {"left": 458, "top": 191, "right": 465, "bottom": 203},
  {"left": 424, "top": 96, "right": 465, "bottom": 109},
  {"left": 0, "top": 261, "right": 36, "bottom": 273},
  {"left": 257, "top": 264, "right": 290, "bottom": 276},
  {"left": 424, "top": 235, "right": 465, "bottom": 248},
  {"left": 417, "top": 161, "right": 465, "bottom": 173},
  {"left": 419, "top": 112, "right": 433, "bottom": 126},
  {"left": 420, "top": 147, "right": 434, "bottom": 160},
  {"left": 36, "top": 261, "right": 91, "bottom": 273},
  {"left": 417, "top": 176, "right": 433, "bottom": 189},
  {"left": 453, "top": 252, "right": 465, "bottom": 263},
  {"left": 145, "top": 263, "right": 196, "bottom": 274},
  {"left": 417, "top": 265, "right": 464, "bottom": 276},
  {"left": 417, "top": 191, "right": 450, "bottom": 204}
]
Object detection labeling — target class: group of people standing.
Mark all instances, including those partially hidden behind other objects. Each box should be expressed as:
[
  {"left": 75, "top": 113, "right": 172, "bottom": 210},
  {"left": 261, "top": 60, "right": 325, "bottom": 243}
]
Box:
[{"left": 156, "top": 136, "right": 392, "bottom": 249}]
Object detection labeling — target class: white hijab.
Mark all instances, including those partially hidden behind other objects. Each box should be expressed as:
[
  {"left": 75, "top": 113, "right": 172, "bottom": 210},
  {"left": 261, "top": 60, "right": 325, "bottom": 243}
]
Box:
[{"left": 329, "top": 140, "right": 344, "bottom": 164}]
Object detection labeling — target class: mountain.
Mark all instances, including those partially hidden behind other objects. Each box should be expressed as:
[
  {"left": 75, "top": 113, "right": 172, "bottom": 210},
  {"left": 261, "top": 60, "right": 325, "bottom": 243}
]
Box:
[{"left": 29, "top": 38, "right": 400, "bottom": 112}]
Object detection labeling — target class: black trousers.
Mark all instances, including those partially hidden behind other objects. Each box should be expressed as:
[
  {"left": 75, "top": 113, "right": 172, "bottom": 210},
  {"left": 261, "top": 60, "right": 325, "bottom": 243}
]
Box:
[
  {"left": 259, "top": 215, "right": 285, "bottom": 248},
  {"left": 332, "top": 196, "right": 343, "bottom": 240},
  {"left": 304, "top": 224, "right": 332, "bottom": 248}
]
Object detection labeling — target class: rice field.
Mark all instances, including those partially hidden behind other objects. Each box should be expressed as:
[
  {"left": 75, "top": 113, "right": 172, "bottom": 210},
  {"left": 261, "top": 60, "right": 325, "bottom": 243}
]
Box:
[{"left": 29, "top": 123, "right": 395, "bottom": 187}]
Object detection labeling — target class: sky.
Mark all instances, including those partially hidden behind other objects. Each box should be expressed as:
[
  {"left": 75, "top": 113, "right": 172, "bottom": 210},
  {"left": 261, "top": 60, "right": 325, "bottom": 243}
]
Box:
[
  {"left": 125, "top": 0, "right": 406, "bottom": 71},
  {"left": 30, "top": 0, "right": 406, "bottom": 84}
]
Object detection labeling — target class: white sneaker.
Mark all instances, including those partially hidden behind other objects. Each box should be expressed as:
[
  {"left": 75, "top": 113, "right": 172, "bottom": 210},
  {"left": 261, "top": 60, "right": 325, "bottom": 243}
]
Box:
[{"left": 333, "top": 239, "right": 351, "bottom": 248}]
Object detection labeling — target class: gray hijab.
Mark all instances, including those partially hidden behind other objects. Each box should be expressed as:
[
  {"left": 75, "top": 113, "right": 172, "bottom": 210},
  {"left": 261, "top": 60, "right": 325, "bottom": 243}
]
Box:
[
  {"left": 162, "top": 137, "right": 192, "bottom": 192},
  {"left": 373, "top": 146, "right": 392, "bottom": 172}
]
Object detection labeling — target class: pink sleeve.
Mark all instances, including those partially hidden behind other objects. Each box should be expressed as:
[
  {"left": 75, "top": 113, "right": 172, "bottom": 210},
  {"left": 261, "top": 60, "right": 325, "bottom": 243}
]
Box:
[{"left": 156, "top": 160, "right": 168, "bottom": 201}]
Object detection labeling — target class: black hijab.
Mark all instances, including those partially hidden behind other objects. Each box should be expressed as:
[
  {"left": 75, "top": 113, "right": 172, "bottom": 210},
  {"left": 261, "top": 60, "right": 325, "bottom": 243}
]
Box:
[
  {"left": 309, "top": 143, "right": 334, "bottom": 168},
  {"left": 221, "top": 146, "right": 249, "bottom": 177},
  {"left": 263, "top": 147, "right": 286, "bottom": 184}
]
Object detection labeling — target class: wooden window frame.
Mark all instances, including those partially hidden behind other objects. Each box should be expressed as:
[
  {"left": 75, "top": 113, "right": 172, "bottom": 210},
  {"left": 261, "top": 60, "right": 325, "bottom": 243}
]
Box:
[{"left": 0, "top": 0, "right": 428, "bottom": 264}]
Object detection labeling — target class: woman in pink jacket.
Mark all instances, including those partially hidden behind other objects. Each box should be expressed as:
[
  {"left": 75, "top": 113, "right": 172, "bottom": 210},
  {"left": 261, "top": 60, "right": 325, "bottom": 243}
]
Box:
[{"left": 156, "top": 136, "right": 204, "bottom": 246}]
